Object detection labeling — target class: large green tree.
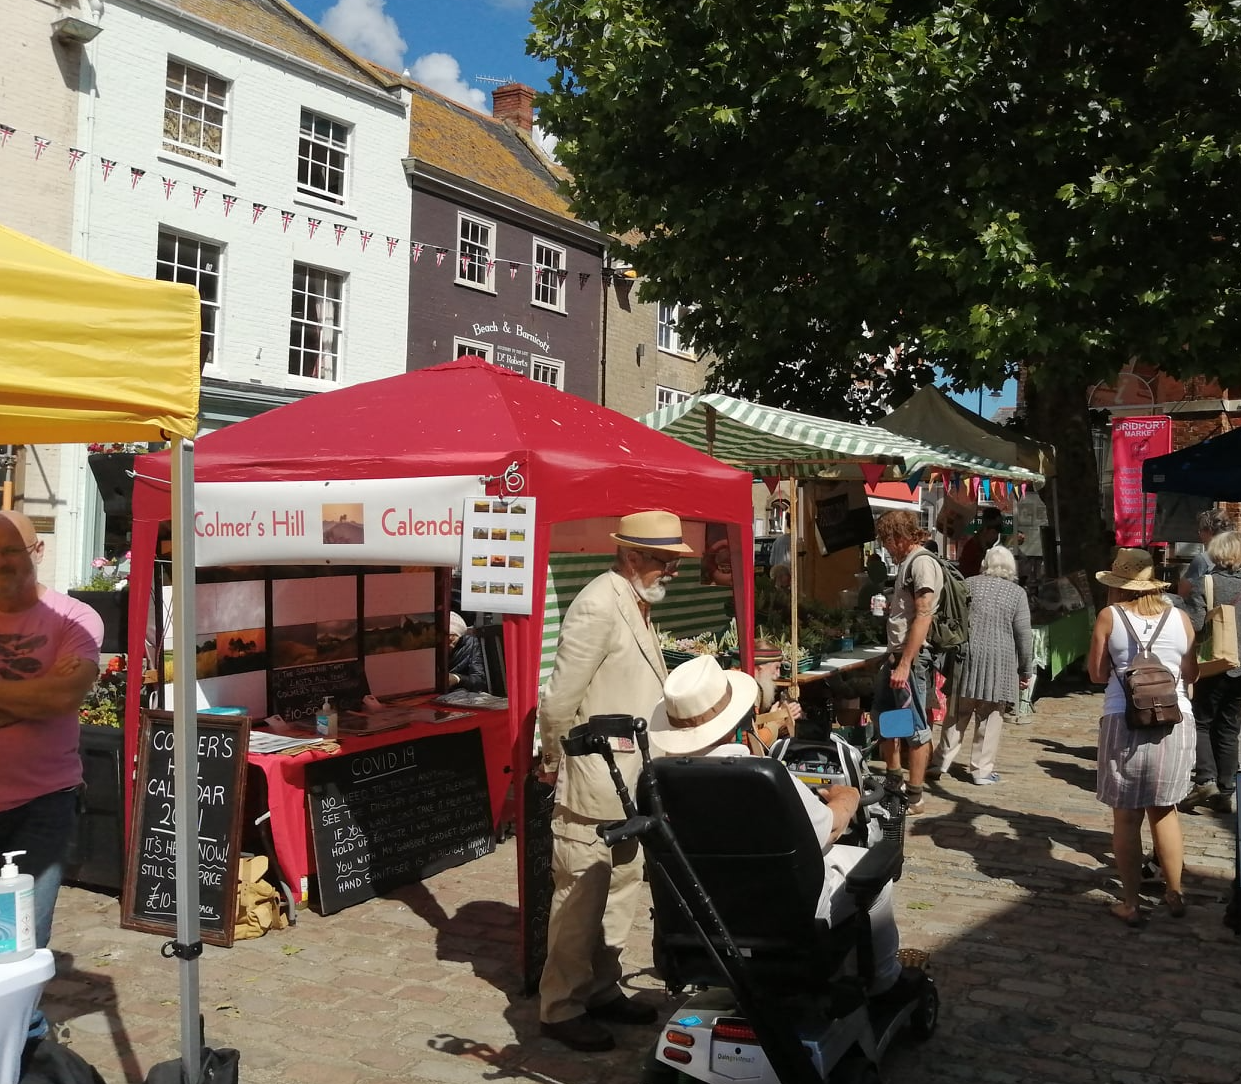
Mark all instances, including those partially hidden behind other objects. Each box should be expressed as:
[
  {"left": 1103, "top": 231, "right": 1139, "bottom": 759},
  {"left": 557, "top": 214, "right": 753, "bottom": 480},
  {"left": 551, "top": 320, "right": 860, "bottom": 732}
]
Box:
[{"left": 530, "top": 0, "right": 1241, "bottom": 576}]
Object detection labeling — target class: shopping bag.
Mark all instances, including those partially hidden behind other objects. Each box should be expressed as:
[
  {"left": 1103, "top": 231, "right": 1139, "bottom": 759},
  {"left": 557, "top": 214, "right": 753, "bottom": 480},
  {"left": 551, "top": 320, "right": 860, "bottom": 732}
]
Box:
[
  {"left": 878, "top": 684, "right": 927, "bottom": 739},
  {"left": 1196, "top": 575, "right": 1240, "bottom": 679}
]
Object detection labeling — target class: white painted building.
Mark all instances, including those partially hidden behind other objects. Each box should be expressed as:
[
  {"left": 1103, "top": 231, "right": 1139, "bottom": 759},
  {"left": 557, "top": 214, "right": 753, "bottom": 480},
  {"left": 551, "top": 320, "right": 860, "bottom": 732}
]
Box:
[{"left": 14, "top": 0, "right": 414, "bottom": 589}]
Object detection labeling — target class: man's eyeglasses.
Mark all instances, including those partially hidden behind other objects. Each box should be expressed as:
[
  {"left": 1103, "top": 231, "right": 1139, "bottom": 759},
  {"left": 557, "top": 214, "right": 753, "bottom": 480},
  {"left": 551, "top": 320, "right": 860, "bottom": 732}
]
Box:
[
  {"left": 0, "top": 542, "right": 37, "bottom": 559},
  {"left": 638, "top": 550, "right": 680, "bottom": 573}
]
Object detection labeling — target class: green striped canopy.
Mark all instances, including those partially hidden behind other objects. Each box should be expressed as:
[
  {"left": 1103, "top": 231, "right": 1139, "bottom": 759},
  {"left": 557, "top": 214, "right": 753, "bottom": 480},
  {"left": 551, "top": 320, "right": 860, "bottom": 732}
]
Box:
[{"left": 639, "top": 392, "right": 1044, "bottom": 485}]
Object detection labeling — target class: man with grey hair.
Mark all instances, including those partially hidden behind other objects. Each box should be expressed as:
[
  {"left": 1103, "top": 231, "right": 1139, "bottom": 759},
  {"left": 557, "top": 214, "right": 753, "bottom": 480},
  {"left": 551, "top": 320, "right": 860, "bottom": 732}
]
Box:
[
  {"left": 928, "top": 545, "right": 1033, "bottom": 786},
  {"left": 536, "top": 510, "right": 693, "bottom": 1051},
  {"left": 1177, "top": 508, "right": 1237, "bottom": 598}
]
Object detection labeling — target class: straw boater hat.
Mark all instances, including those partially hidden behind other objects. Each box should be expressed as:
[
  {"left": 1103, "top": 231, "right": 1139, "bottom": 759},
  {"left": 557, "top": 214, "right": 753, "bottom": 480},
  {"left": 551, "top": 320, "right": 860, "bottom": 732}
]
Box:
[
  {"left": 1096, "top": 548, "right": 1170, "bottom": 592},
  {"left": 648, "top": 654, "right": 758, "bottom": 755},
  {"left": 609, "top": 510, "right": 695, "bottom": 555}
]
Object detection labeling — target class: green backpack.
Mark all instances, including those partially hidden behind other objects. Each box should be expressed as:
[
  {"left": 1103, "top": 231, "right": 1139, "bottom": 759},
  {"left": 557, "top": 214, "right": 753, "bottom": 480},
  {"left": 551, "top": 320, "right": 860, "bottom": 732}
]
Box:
[{"left": 905, "top": 551, "right": 971, "bottom": 654}]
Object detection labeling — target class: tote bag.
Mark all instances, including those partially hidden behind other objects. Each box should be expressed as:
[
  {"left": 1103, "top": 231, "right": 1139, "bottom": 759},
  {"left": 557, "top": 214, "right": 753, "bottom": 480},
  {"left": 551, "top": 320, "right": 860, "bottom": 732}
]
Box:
[{"left": 1196, "top": 574, "right": 1241, "bottom": 679}]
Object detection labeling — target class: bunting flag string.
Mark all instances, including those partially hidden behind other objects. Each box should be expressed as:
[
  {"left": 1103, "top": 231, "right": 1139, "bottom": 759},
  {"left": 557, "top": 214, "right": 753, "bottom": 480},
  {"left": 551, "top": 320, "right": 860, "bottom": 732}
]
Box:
[{"left": 0, "top": 115, "right": 599, "bottom": 278}]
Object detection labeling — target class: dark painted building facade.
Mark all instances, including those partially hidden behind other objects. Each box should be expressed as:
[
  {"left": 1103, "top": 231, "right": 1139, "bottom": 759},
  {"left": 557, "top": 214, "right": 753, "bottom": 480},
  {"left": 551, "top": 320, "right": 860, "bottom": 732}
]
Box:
[{"left": 404, "top": 83, "right": 605, "bottom": 400}]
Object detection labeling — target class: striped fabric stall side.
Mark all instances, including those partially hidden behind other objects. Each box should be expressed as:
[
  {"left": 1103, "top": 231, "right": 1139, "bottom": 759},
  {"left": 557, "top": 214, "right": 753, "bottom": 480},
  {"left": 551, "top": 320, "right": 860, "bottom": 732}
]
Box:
[{"left": 539, "top": 556, "right": 730, "bottom": 685}]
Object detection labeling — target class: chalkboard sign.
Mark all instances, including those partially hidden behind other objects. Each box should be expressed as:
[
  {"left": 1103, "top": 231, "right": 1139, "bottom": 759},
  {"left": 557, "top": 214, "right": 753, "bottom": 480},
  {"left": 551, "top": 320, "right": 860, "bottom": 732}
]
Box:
[
  {"left": 271, "top": 659, "right": 366, "bottom": 723},
  {"left": 305, "top": 729, "right": 495, "bottom": 915},
  {"left": 521, "top": 774, "right": 556, "bottom": 995},
  {"left": 121, "top": 710, "right": 250, "bottom": 948}
]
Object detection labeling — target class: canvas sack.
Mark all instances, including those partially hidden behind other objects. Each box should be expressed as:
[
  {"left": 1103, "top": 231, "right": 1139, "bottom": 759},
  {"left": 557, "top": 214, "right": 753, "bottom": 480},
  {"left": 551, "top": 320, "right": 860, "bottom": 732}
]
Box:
[
  {"left": 1113, "top": 607, "right": 1182, "bottom": 730},
  {"left": 1195, "top": 574, "right": 1241, "bottom": 679}
]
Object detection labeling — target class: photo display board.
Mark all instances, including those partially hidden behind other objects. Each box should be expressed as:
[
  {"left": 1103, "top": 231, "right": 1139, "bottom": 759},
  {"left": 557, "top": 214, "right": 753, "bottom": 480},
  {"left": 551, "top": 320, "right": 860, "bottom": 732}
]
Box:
[
  {"left": 461, "top": 497, "right": 537, "bottom": 614},
  {"left": 305, "top": 729, "right": 495, "bottom": 914},
  {"left": 121, "top": 710, "right": 250, "bottom": 947}
]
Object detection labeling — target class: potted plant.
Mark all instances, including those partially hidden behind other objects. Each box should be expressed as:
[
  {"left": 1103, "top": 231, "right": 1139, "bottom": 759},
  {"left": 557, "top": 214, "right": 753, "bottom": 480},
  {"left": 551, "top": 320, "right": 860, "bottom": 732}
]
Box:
[
  {"left": 68, "top": 550, "right": 130, "bottom": 654},
  {"left": 66, "top": 655, "right": 128, "bottom": 892}
]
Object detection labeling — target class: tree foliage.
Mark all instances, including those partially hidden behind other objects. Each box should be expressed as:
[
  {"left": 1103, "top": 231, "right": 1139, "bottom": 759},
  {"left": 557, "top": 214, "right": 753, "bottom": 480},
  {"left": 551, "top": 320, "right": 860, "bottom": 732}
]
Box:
[{"left": 529, "top": 0, "right": 1241, "bottom": 413}]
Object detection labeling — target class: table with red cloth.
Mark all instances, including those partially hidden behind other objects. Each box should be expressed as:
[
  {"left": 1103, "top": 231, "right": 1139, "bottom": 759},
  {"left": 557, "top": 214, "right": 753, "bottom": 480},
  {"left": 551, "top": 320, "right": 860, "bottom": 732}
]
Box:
[{"left": 246, "top": 704, "right": 511, "bottom": 904}]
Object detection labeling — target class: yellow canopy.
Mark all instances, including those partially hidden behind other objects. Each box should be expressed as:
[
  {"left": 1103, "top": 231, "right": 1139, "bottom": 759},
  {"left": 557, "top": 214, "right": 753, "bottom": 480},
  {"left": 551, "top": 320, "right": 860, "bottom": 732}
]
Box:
[{"left": 0, "top": 223, "right": 201, "bottom": 442}]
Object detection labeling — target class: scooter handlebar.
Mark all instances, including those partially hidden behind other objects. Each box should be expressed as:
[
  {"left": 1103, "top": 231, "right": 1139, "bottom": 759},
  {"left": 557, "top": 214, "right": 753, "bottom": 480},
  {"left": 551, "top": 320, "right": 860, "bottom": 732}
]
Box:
[{"left": 597, "top": 815, "right": 660, "bottom": 848}]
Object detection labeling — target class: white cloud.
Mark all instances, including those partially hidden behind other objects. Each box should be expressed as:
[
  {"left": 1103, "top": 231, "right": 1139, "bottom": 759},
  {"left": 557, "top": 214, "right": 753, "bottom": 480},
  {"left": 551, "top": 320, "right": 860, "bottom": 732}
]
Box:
[
  {"left": 409, "top": 53, "right": 488, "bottom": 111},
  {"left": 320, "top": 0, "right": 407, "bottom": 71},
  {"left": 532, "top": 124, "right": 558, "bottom": 161}
]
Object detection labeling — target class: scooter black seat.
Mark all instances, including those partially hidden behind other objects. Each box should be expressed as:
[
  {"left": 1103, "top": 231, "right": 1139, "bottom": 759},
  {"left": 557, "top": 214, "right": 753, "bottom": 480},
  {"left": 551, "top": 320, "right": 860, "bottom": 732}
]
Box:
[{"left": 638, "top": 755, "right": 871, "bottom": 993}]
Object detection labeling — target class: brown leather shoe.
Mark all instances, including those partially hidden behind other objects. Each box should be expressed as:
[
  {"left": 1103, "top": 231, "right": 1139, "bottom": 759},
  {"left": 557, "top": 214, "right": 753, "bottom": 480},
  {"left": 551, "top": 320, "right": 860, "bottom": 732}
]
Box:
[
  {"left": 587, "top": 994, "right": 659, "bottom": 1025},
  {"left": 540, "top": 1014, "right": 615, "bottom": 1051}
]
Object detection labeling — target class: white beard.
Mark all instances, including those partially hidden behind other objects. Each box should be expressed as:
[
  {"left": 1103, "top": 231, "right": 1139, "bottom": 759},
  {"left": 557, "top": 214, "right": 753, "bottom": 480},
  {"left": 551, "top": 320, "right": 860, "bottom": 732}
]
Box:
[
  {"left": 755, "top": 673, "right": 779, "bottom": 713},
  {"left": 632, "top": 574, "right": 671, "bottom": 605}
]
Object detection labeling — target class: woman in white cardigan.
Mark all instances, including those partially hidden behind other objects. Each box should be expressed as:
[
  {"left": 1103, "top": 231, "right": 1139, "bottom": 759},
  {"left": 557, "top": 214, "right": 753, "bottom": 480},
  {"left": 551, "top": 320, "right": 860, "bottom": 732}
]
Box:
[{"left": 928, "top": 546, "right": 1033, "bottom": 786}]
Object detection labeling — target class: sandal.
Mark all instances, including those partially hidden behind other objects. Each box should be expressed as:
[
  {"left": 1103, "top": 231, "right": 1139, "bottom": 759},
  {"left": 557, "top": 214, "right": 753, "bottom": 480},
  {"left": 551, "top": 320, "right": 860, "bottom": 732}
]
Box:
[
  {"left": 1109, "top": 902, "right": 1144, "bottom": 928},
  {"left": 1165, "top": 891, "right": 1187, "bottom": 918}
]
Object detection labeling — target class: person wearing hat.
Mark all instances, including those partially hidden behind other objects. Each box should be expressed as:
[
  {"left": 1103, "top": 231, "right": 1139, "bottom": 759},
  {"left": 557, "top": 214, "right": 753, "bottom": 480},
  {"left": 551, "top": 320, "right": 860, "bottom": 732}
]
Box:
[
  {"left": 750, "top": 638, "right": 801, "bottom": 752},
  {"left": 537, "top": 510, "right": 693, "bottom": 1051},
  {"left": 649, "top": 655, "right": 908, "bottom": 999},
  {"left": 446, "top": 612, "right": 486, "bottom": 692},
  {"left": 1087, "top": 547, "right": 1197, "bottom": 926}
]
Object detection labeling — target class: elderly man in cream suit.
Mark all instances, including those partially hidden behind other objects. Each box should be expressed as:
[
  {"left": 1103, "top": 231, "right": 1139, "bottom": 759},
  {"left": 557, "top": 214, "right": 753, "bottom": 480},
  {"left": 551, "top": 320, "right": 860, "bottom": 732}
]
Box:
[{"left": 537, "top": 510, "right": 694, "bottom": 1052}]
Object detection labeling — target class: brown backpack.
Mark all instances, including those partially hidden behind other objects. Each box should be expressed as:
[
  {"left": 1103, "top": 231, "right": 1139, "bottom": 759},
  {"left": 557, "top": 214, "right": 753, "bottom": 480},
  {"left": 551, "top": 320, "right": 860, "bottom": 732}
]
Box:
[{"left": 1112, "top": 607, "right": 1182, "bottom": 729}]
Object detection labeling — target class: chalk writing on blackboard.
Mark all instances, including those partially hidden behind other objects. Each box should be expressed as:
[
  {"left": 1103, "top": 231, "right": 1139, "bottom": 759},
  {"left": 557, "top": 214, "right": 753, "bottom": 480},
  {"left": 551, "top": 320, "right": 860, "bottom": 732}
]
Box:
[
  {"left": 306, "top": 730, "right": 494, "bottom": 915},
  {"left": 271, "top": 658, "right": 366, "bottom": 722},
  {"left": 121, "top": 710, "right": 249, "bottom": 947}
]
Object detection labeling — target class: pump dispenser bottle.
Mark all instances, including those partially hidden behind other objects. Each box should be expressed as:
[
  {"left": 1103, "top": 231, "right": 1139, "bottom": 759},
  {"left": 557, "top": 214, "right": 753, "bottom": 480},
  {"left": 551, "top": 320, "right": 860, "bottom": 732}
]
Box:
[
  {"left": 0, "top": 850, "right": 35, "bottom": 963},
  {"left": 316, "top": 697, "right": 338, "bottom": 739}
]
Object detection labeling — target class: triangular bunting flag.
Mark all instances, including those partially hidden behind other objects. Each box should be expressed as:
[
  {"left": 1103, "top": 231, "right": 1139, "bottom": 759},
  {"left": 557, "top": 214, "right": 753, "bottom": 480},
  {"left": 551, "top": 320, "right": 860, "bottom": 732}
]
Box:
[
  {"left": 130, "top": 167, "right": 145, "bottom": 189},
  {"left": 435, "top": 248, "right": 446, "bottom": 267},
  {"left": 162, "top": 177, "right": 177, "bottom": 200},
  {"left": 509, "top": 263, "right": 519, "bottom": 280},
  {"left": 100, "top": 158, "right": 116, "bottom": 181},
  {"left": 333, "top": 223, "right": 347, "bottom": 245},
  {"left": 460, "top": 254, "right": 470, "bottom": 273},
  {"left": 307, "top": 217, "right": 321, "bottom": 239},
  {"left": 762, "top": 477, "right": 780, "bottom": 495},
  {"left": 192, "top": 185, "right": 207, "bottom": 208},
  {"left": 579, "top": 272, "right": 590, "bottom": 288},
  {"left": 385, "top": 235, "right": 398, "bottom": 256},
  {"left": 222, "top": 194, "right": 237, "bottom": 216},
  {"left": 860, "top": 462, "right": 886, "bottom": 487},
  {"left": 903, "top": 468, "right": 925, "bottom": 493},
  {"left": 33, "top": 136, "right": 51, "bottom": 160},
  {"left": 0, "top": 124, "right": 14, "bottom": 148},
  {"left": 67, "top": 147, "right": 85, "bottom": 171},
  {"left": 252, "top": 203, "right": 267, "bottom": 224},
  {"left": 359, "top": 230, "right": 372, "bottom": 252},
  {"left": 280, "top": 210, "right": 294, "bottom": 232},
  {"left": 412, "top": 243, "right": 423, "bottom": 262},
  {"left": 981, "top": 479, "right": 991, "bottom": 501}
]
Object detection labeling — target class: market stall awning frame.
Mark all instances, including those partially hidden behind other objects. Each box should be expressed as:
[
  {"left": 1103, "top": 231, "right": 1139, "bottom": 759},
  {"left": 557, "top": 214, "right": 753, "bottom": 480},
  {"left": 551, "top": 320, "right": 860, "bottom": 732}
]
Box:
[{"left": 639, "top": 393, "right": 1045, "bottom": 485}]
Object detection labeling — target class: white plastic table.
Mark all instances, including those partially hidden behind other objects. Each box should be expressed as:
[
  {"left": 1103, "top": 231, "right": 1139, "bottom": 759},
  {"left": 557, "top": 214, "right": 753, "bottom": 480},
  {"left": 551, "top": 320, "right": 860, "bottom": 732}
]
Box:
[{"left": 0, "top": 948, "right": 54, "bottom": 1084}]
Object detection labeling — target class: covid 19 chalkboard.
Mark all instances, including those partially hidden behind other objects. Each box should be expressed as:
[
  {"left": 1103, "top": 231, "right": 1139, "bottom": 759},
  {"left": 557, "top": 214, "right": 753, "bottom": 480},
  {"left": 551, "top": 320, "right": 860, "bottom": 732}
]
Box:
[
  {"left": 305, "top": 729, "right": 495, "bottom": 915},
  {"left": 121, "top": 710, "right": 250, "bottom": 947}
]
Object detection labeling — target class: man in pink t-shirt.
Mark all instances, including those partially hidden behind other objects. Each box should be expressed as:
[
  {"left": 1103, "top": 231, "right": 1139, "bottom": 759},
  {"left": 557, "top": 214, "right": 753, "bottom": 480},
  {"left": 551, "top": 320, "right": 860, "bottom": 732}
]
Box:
[{"left": 0, "top": 511, "right": 103, "bottom": 1042}]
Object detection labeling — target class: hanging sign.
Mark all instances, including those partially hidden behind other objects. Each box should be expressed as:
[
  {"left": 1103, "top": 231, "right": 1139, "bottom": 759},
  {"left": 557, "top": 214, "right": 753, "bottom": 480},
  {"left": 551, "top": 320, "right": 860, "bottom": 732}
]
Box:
[
  {"left": 460, "top": 497, "right": 537, "bottom": 614},
  {"left": 1112, "top": 416, "right": 1171, "bottom": 546},
  {"left": 192, "top": 476, "right": 483, "bottom": 567}
]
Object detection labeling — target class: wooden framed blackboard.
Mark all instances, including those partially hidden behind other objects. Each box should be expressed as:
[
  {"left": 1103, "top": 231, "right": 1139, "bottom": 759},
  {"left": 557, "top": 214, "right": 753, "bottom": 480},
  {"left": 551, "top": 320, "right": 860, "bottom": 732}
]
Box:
[
  {"left": 121, "top": 710, "right": 250, "bottom": 947},
  {"left": 270, "top": 658, "right": 367, "bottom": 723},
  {"left": 521, "top": 773, "right": 556, "bottom": 995},
  {"left": 305, "top": 729, "right": 494, "bottom": 915}
]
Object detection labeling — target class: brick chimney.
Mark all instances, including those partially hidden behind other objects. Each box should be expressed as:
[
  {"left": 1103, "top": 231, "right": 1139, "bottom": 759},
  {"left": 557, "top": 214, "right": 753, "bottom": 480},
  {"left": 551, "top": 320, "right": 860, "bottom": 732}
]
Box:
[{"left": 492, "top": 83, "right": 535, "bottom": 132}]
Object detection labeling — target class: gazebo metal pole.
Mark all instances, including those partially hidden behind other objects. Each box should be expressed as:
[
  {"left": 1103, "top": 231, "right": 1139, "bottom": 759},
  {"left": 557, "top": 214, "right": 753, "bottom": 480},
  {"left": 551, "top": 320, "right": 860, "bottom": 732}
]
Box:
[{"left": 787, "top": 466, "right": 799, "bottom": 702}]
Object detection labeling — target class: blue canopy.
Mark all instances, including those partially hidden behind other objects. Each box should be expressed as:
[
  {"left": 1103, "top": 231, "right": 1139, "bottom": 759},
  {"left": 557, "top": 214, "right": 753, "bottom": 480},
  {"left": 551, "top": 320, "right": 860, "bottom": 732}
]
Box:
[{"left": 1142, "top": 428, "right": 1241, "bottom": 501}]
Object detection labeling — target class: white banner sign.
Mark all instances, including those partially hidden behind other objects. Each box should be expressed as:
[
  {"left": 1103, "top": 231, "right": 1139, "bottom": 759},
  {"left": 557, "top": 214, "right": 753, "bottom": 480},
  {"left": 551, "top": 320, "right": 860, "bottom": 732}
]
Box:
[{"left": 193, "top": 476, "right": 484, "bottom": 567}]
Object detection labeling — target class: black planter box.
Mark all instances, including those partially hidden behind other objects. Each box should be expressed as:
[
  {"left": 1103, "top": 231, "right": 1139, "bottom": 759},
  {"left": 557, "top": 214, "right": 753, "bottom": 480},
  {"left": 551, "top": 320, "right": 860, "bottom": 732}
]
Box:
[
  {"left": 68, "top": 588, "right": 129, "bottom": 655},
  {"left": 65, "top": 724, "right": 126, "bottom": 893}
]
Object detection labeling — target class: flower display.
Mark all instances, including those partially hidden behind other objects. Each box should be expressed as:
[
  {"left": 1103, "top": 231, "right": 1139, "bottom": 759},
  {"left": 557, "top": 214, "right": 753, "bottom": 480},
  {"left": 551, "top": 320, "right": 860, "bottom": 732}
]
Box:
[
  {"left": 80, "top": 654, "right": 126, "bottom": 728},
  {"left": 87, "top": 442, "right": 148, "bottom": 455},
  {"left": 74, "top": 550, "right": 131, "bottom": 592}
]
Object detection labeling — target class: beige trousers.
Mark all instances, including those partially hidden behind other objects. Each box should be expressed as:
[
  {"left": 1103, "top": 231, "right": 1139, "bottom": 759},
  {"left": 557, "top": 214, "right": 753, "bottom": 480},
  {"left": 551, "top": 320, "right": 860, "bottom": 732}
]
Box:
[
  {"left": 933, "top": 697, "right": 1010, "bottom": 781},
  {"left": 538, "top": 807, "right": 644, "bottom": 1024}
]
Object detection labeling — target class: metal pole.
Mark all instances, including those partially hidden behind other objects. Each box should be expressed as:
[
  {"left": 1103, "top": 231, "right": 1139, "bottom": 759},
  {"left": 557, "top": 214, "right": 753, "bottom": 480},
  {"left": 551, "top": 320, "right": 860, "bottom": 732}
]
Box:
[
  {"left": 0, "top": 445, "right": 15, "bottom": 510},
  {"left": 787, "top": 469, "right": 799, "bottom": 703},
  {"left": 171, "top": 437, "right": 202, "bottom": 1078}
]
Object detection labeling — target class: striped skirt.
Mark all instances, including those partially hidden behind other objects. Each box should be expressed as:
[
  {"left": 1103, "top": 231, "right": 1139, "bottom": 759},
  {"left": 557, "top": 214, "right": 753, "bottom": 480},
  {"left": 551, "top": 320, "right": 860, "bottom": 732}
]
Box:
[{"left": 1096, "top": 711, "right": 1195, "bottom": 809}]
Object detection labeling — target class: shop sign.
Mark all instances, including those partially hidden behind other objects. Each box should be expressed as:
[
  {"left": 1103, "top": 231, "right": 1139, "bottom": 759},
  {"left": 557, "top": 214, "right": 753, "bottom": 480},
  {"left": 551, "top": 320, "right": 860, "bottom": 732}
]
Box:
[
  {"left": 1112, "top": 416, "right": 1171, "bottom": 546},
  {"left": 193, "top": 476, "right": 483, "bottom": 567}
]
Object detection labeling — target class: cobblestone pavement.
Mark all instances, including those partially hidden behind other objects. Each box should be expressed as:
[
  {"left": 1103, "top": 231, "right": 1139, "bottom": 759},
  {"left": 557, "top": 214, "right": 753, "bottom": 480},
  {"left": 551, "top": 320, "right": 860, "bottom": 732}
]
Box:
[{"left": 41, "top": 681, "right": 1241, "bottom": 1084}]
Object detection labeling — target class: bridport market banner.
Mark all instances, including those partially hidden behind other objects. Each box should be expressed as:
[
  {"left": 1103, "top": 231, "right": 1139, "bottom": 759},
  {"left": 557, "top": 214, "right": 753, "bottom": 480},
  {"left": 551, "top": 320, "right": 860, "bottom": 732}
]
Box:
[{"left": 1112, "top": 416, "right": 1171, "bottom": 546}]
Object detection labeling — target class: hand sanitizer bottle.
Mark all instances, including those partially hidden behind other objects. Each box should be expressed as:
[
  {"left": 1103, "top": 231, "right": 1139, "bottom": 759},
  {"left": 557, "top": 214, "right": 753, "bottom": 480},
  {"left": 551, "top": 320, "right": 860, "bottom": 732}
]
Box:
[
  {"left": 0, "top": 850, "right": 35, "bottom": 962},
  {"left": 316, "top": 697, "right": 338, "bottom": 739}
]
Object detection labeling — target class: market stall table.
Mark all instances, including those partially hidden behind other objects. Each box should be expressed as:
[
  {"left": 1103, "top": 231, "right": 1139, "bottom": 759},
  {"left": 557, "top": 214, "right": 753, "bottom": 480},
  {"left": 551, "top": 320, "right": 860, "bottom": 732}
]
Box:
[
  {"left": 246, "top": 701, "right": 511, "bottom": 905},
  {"left": 1020, "top": 608, "right": 1093, "bottom": 713}
]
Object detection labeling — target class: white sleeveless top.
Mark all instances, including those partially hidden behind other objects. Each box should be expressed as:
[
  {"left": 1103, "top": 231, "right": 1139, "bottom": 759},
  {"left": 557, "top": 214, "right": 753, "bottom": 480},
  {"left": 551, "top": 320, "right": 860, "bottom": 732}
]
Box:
[{"left": 1102, "top": 605, "right": 1193, "bottom": 717}]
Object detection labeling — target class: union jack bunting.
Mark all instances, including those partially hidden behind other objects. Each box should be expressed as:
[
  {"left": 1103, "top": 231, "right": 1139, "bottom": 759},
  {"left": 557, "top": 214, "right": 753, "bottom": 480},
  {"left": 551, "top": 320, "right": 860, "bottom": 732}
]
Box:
[
  {"left": 67, "top": 148, "right": 85, "bottom": 170},
  {"left": 222, "top": 194, "right": 237, "bottom": 216},
  {"left": 100, "top": 158, "right": 117, "bottom": 181},
  {"left": 130, "top": 167, "right": 145, "bottom": 189}
]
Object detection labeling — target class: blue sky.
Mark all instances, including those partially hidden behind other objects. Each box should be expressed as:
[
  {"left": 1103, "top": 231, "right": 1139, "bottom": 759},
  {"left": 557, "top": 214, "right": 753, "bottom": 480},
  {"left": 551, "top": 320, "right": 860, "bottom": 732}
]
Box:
[
  {"left": 301, "top": 2, "right": 1019, "bottom": 417},
  {"left": 304, "top": 0, "right": 551, "bottom": 113}
]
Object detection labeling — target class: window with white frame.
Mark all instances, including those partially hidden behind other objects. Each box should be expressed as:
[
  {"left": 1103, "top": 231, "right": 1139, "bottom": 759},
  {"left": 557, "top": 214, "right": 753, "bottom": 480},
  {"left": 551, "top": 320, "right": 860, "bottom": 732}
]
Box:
[
  {"left": 655, "top": 385, "right": 692, "bottom": 411},
  {"left": 454, "top": 337, "right": 493, "bottom": 363},
  {"left": 156, "top": 231, "right": 222, "bottom": 370},
  {"left": 289, "top": 263, "right": 344, "bottom": 381},
  {"left": 163, "top": 61, "right": 228, "bottom": 167},
  {"left": 457, "top": 213, "right": 495, "bottom": 290},
  {"left": 297, "top": 110, "right": 350, "bottom": 205},
  {"left": 532, "top": 239, "right": 566, "bottom": 312},
  {"left": 658, "top": 301, "right": 695, "bottom": 355},
  {"left": 530, "top": 356, "right": 564, "bottom": 390}
]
